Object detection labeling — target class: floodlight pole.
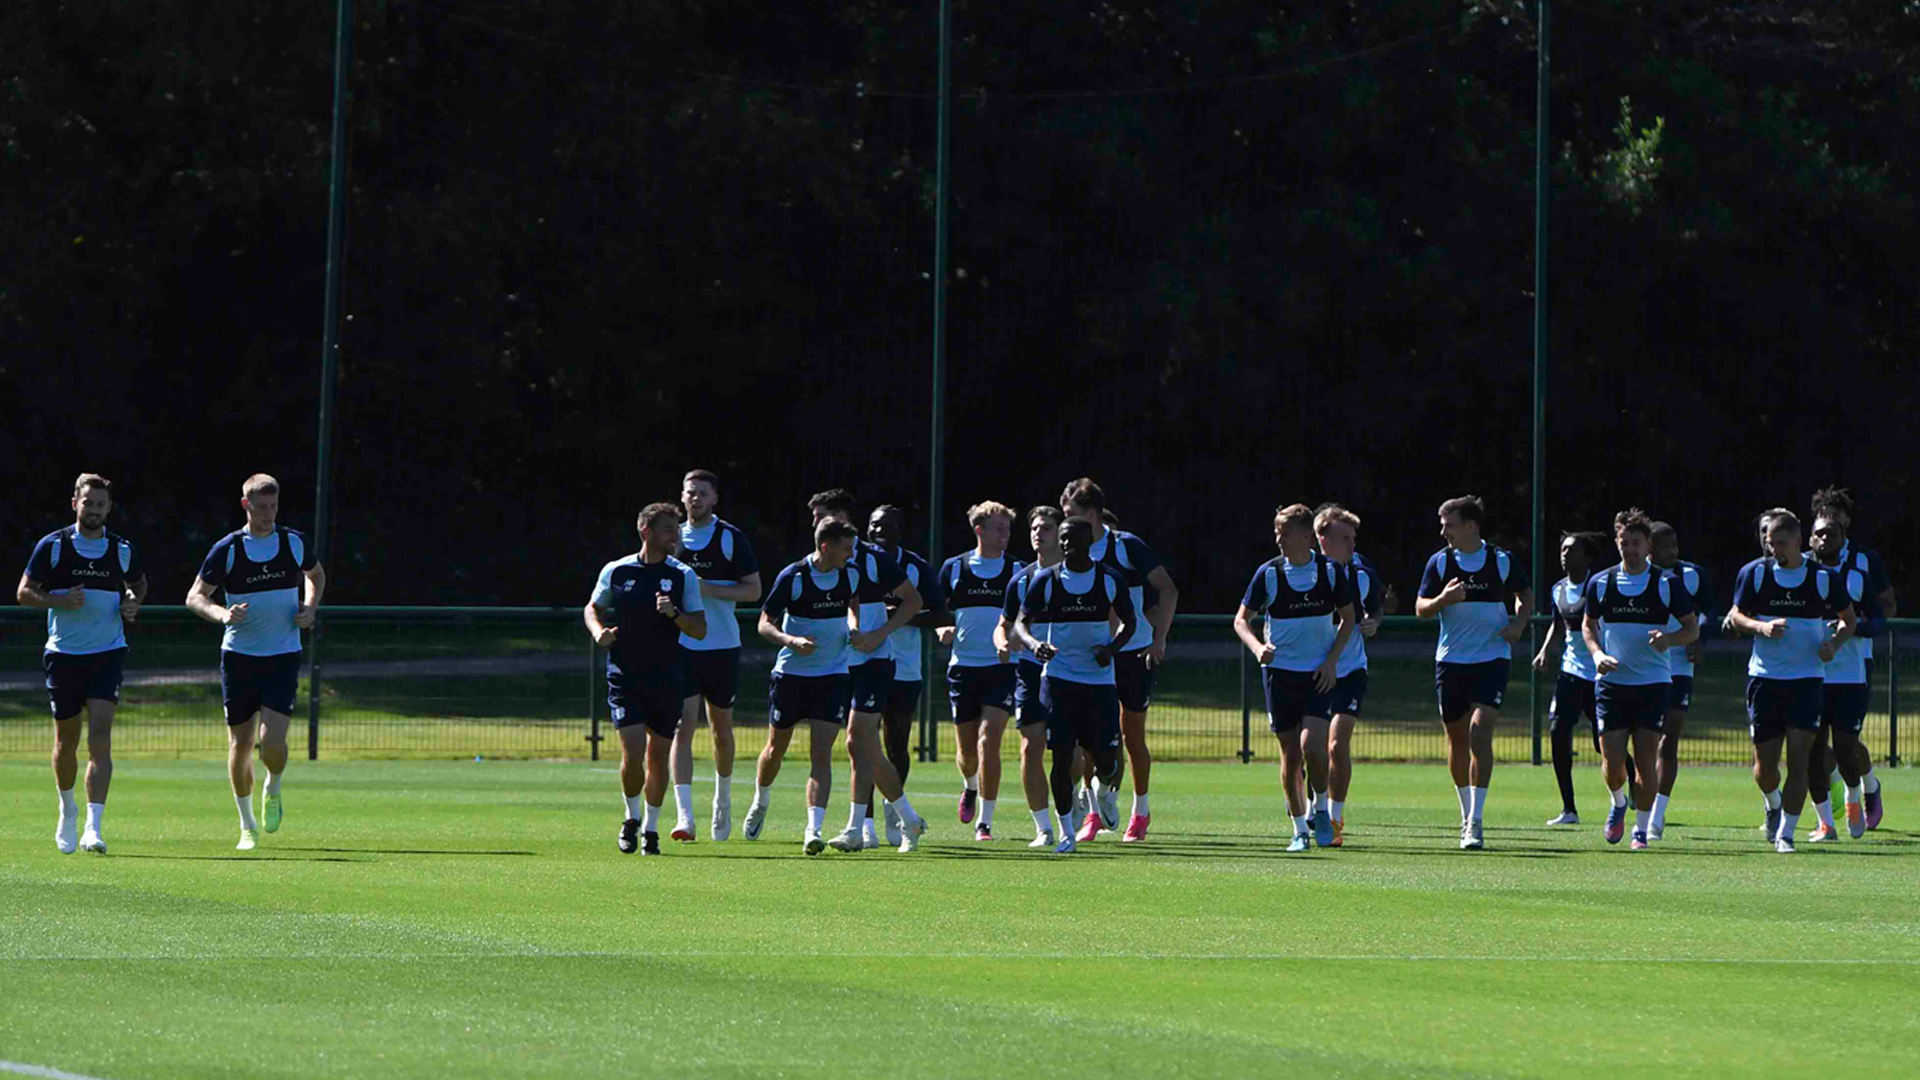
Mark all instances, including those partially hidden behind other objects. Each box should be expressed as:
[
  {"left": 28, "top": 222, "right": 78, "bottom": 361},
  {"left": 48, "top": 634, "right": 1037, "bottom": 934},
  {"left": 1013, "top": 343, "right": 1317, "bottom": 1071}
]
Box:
[
  {"left": 309, "top": 0, "right": 355, "bottom": 761},
  {"left": 922, "top": 0, "right": 953, "bottom": 763},
  {"left": 1529, "top": 0, "right": 1551, "bottom": 767}
]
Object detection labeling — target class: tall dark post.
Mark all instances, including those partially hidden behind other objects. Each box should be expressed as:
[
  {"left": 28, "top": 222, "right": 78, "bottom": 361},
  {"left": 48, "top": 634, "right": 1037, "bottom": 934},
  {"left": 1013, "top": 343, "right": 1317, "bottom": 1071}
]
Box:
[
  {"left": 1528, "top": 0, "right": 1551, "bottom": 767},
  {"left": 923, "top": 0, "right": 953, "bottom": 763},
  {"left": 308, "top": 0, "right": 355, "bottom": 760}
]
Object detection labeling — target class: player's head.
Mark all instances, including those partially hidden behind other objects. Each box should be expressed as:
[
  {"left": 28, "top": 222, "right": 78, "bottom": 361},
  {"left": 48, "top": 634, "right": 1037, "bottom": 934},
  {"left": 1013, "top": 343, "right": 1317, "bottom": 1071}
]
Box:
[
  {"left": 1558, "top": 531, "right": 1597, "bottom": 578},
  {"left": 1437, "top": 495, "right": 1484, "bottom": 548},
  {"left": 1058, "top": 516, "right": 1094, "bottom": 564},
  {"left": 813, "top": 517, "right": 858, "bottom": 569},
  {"left": 241, "top": 474, "right": 281, "bottom": 528},
  {"left": 1059, "top": 478, "right": 1105, "bottom": 526},
  {"left": 681, "top": 469, "right": 720, "bottom": 522},
  {"left": 969, "top": 501, "right": 1014, "bottom": 555},
  {"left": 867, "top": 504, "right": 906, "bottom": 546},
  {"left": 1313, "top": 503, "right": 1361, "bottom": 562},
  {"left": 808, "top": 488, "right": 857, "bottom": 527},
  {"left": 1811, "top": 512, "right": 1847, "bottom": 563},
  {"left": 71, "top": 473, "right": 112, "bottom": 529},
  {"left": 1810, "top": 486, "right": 1853, "bottom": 533},
  {"left": 636, "top": 502, "right": 684, "bottom": 551},
  {"left": 1757, "top": 507, "right": 1801, "bottom": 561},
  {"left": 1027, "top": 505, "right": 1064, "bottom": 560},
  {"left": 1101, "top": 508, "right": 1120, "bottom": 527},
  {"left": 1613, "top": 507, "right": 1653, "bottom": 565},
  {"left": 1273, "top": 503, "right": 1316, "bottom": 553},
  {"left": 1648, "top": 521, "right": 1679, "bottom": 567}
]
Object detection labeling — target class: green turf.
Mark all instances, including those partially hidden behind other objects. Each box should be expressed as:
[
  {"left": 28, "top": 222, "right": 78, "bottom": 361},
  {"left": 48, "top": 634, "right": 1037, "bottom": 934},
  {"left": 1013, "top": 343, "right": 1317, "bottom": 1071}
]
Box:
[{"left": 2, "top": 759, "right": 1915, "bottom": 1079}]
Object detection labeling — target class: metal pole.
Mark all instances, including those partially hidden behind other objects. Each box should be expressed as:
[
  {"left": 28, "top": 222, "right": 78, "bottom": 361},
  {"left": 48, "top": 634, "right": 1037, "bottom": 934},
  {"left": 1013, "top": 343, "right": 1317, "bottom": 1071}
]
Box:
[
  {"left": 1889, "top": 628, "right": 1900, "bottom": 767},
  {"left": 308, "top": 0, "right": 355, "bottom": 761},
  {"left": 1528, "top": 0, "right": 1551, "bottom": 769},
  {"left": 587, "top": 643, "right": 602, "bottom": 761},
  {"left": 1529, "top": 621, "right": 1543, "bottom": 766},
  {"left": 1238, "top": 646, "right": 1252, "bottom": 763},
  {"left": 923, "top": 0, "right": 953, "bottom": 765}
]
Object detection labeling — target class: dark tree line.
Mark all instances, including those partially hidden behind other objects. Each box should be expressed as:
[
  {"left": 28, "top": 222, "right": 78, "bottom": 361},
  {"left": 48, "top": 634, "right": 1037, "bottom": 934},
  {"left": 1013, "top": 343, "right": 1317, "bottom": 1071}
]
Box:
[{"left": 5, "top": 1, "right": 1913, "bottom": 608}]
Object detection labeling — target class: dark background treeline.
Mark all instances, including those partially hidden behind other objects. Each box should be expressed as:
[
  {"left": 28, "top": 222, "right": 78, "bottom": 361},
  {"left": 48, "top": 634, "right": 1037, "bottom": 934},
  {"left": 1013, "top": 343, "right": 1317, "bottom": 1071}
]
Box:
[{"left": 5, "top": 1, "right": 1913, "bottom": 610}]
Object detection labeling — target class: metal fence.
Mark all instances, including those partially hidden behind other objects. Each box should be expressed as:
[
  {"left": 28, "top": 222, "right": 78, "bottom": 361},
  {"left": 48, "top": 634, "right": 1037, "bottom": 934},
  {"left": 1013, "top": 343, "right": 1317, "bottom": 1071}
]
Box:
[{"left": 0, "top": 608, "right": 1907, "bottom": 766}]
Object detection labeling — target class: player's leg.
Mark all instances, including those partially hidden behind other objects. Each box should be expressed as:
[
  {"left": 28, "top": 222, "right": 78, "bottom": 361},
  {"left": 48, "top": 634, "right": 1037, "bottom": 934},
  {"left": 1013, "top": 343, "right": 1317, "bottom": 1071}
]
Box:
[
  {"left": 1277, "top": 724, "right": 1310, "bottom": 851},
  {"left": 1779, "top": 725, "right": 1817, "bottom": 851},
  {"left": 1835, "top": 725, "right": 1870, "bottom": 837},
  {"left": 1084, "top": 684, "right": 1126, "bottom": 841},
  {"left": 670, "top": 693, "right": 702, "bottom": 842},
  {"left": 1805, "top": 722, "right": 1838, "bottom": 843},
  {"left": 1651, "top": 678, "right": 1687, "bottom": 838},
  {"left": 976, "top": 706, "right": 1010, "bottom": 839},
  {"left": 1546, "top": 675, "right": 1581, "bottom": 825},
  {"left": 746, "top": 722, "right": 793, "bottom": 842},
  {"left": 615, "top": 723, "right": 648, "bottom": 853},
  {"left": 835, "top": 712, "right": 879, "bottom": 851},
  {"left": 641, "top": 725, "right": 673, "bottom": 855},
  {"left": 1629, "top": 725, "right": 1661, "bottom": 848},
  {"left": 802, "top": 719, "right": 839, "bottom": 854},
  {"left": 1327, "top": 711, "right": 1357, "bottom": 845},
  {"left": 1300, "top": 713, "right": 1334, "bottom": 847},
  {"left": 1047, "top": 727, "right": 1080, "bottom": 853},
  {"left": 1752, "top": 734, "right": 1784, "bottom": 840},
  {"left": 1435, "top": 664, "right": 1474, "bottom": 827},
  {"left": 953, "top": 718, "right": 982, "bottom": 824},
  {"left": 255, "top": 707, "right": 292, "bottom": 833},
  {"left": 227, "top": 706, "right": 263, "bottom": 850},
  {"left": 1598, "top": 709, "right": 1633, "bottom": 845},
  {"left": 71, "top": 651, "right": 122, "bottom": 851},
  {"left": 1116, "top": 652, "right": 1154, "bottom": 839},
  {"left": 50, "top": 703, "right": 83, "bottom": 854},
  {"left": 1018, "top": 719, "right": 1053, "bottom": 844}
]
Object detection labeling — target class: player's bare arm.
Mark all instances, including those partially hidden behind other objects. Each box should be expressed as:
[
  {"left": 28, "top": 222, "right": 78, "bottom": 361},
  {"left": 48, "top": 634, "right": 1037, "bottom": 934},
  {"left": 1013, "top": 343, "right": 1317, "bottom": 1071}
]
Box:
[
  {"left": 1232, "top": 604, "right": 1275, "bottom": 665},
  {"left": 17, "top": 574, "right": 85, "bottom": 611},
  {"left": 186, "top": 575, "right": 248, "bottom": 626},
  {"left": 702, "top": 571, "right": 761, "bottom": 604}
]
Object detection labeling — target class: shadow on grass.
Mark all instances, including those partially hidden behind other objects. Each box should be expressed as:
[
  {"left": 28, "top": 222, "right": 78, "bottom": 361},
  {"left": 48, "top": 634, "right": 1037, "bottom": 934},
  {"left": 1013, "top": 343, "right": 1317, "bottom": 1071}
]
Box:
[
  {"left": 112, "top": 853, "right": 369, "bottom": 863},
  {"left": 274, "top": 846, "right": 539, "bottom": 857}
]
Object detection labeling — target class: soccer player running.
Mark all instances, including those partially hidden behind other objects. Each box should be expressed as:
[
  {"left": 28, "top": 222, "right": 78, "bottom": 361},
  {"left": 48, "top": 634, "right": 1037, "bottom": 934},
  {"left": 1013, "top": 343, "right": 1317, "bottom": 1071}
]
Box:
[
  {"left": 669, "top": 469, "right": 761, "bottom": 843},
  {"left": 1533, "top": 532, "right": 1602, "bottom": 826},
  {"left": 1059, "top": 478, "right": 1178, "bottom": 843},
  {"left": 1726, "top": 508, "right": 1856, "bottom": 853},
  {"left": 1806, "top": 512, "right": 1872, "bottom": 841},
  {"left": 1414, "top": 495, "right": 1532, "bottom": 851},
  {"left": 1580, "top": 510, "right": 1698, "bottom": 850},
  {"left": 1807, "top": 487, "right": 1896, "bottom": 829},
  {"left": 863, "top": 504, "right": 940, "bottom": 846},
  {"left": 1235, "top": 504, "right": 1357, "bottom": 851},
  {"left": 995, "top": 506, "right": 1066, "bottom": 847},
  {"left": 1011, "top": 517, "right": 1137, "bottom": 853},
  {"left": 1647, "top": 521, "right": 1706, "bottom": 838},
  {"left": 584, "top": 503, "right": 708, "bottom": 856},
  {"left": 1313, "top": 504, "right": 1381, "bottom": 847},
  {"left": 935, "top": 502, "right": 1022, "bottom": 841},
  {"left": 186, "top": 475, "right": 326, "bottom": 851},
  {"left": 18, "top": 473, "right": 147, "bottom": 854}
]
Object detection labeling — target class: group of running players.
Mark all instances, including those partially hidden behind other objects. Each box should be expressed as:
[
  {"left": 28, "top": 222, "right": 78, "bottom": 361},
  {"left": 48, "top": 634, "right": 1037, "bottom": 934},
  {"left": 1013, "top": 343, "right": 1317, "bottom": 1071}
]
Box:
[{"left": 17, "top": 470, "right": 1896, "bottom": 859}]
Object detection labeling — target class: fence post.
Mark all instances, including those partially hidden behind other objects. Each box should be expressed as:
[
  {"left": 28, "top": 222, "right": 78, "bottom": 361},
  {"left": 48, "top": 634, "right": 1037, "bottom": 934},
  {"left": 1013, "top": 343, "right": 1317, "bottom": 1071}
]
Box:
[
  {"left": 917, "top": 634, "right": 936, "bottom": 762},
  {"left": 306, "top": 618, "right": 323, "bottom": 760},
  {"left": 1889, "top": 626, "right": 1900, "bottom": 767},
  {"left": 586, "top": 642, "right": 602, "bottom": 762},
  {"left": 1529, "top": 619, "right": 1543, "bottom": 766},
  {"left": 1238, "top": 645, "right": 1252, "bottom": 763}
]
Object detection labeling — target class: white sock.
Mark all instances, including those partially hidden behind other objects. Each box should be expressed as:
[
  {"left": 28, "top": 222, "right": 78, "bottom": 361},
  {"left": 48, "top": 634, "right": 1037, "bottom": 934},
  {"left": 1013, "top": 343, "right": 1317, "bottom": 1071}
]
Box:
[
  {"left": 264, "top": 771, "right": 283, "bottom": 796},
  {"left": 623, "top": 794, "right": 642, "bottom": 820},
  {"left": 806, "top": 805, "right": 826, "bottom": 833},
  {"left": 1455, "top": 786, "right": 1472, "bottom": 820},
  {"left": 1609, "top": 787, "right": 1629, "bottom": 809},
  {"left": 641, "top": 801, "right": 661, "bottom": 833},
  {"left": 1814, "top": 799, "right": 1835, "bottom": 830},
  {"left": 753, "top": 783, "right": 773, "bottom": 808},
  {"left": 1312, "top": 792, "right": 1329, "bottom": 814},
  {"left": 236, "top": 795, "right": 257, "bottom": 831},
  {"left": 963, "top": 773, "right": 978, "bottom": 792},
  {"left": 1469, "top": 786, "right": 1488, "bottom": 822},
  {"left": 1031, "top": 808, "right": 1053, "bottom": 835},
  {"left": 1651, "top": 793, "right": 1669, "bottom": 828},
  {"left": 1845, "top": 783, "right": 1864, "bottom": 805},
  {"left": 980, "top": 798, "right": 997, "bottom": 826},
  {"left": 892, "top": 795, "right": 918, "bottom": 823},
  {"left": 85, "top": 802, "right": 104, "bottom": 832},
  {"left": 673, "top": 783, "right": 694, "bottom": 825},
  {"left": 846, "top": 802, "right": 868, "bottom": 830},
  {"left": 1329, "top": 799, "right": 1345, "bottom": 823},
  {"left": 1864, "top": 770, "right": 1880, "bottom": 795},
  {"left": 1779, "top": 811, "right": 1799, "bottom": 841},
  {"left": 59, "top": 788, "right": 77, "bottom": 816},
  {"left": 1763, "top": 788, "right": 1783, "bottom": 810},
  {"left": 714, "top": 775, "right": 733, "bottom": 803},
  {"left": 1634, "top": 808, "right": 1650, "bottom": 832},
  {"left": 1292, "top": 815, "right": 1310, "bottom": 835},
  {"left": 1133, "top": 793, "right": 1150, "bottom": 817}
]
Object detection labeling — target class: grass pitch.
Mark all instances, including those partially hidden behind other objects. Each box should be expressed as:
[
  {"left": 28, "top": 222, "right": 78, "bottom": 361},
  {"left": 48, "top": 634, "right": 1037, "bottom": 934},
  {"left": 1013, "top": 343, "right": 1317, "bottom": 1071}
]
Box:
[{"left": 2, "top": 759, "right": 1916, "bottom": 1079}]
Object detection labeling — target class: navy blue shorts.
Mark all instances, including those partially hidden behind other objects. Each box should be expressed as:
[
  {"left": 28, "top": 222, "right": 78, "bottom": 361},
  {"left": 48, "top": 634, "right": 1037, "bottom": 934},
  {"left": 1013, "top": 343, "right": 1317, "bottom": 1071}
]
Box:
[
  {"left": 1667, "top": 674, "right": 1693, "bottom": 713},
  {"left": 948, "top": 663, "right": 1016, "bottom": 723},
  {"left": 608, "top": 672, "right": 681, "bottom": 738},
  {"left": 769, "top": 672, "right": 850, "bottom": 731},
  {"left": 1823, "top": 682, "right": 1869, "bottom": 737},
  {"left": 221, "top": 650, "right": 301, "bottom": 725},
  {"left": 679, "top": 646, "right": 740, "bottom": 709},
  {"left": 1329, "top": 669, "right": 1368, "bottom": 718},
  {"left": 1435, "top": 659, "right": 1509, "bottom": 723},
  {"left": 1040, "top": 676, "right": 1121, "bottom": 752},
  {"left": 847, "top": 659, "right": 896, "bottom": 713},
  {"left": 1012, "top": 661, "right": 1047, "bottom": 728},
  {"left": 1263, "top": 668, "right": 1331, "bottom": 734},
  {"left": 1746, "top": 677, "right": 1823, "bottom": 744},
  {"left": 43, "top": 648, "right": 126, "bottom": 718},
  {"left": 1549, "top": 672, "right": 1596, "bottom": 732},
  {"left": 886, "top": 679, "right": 922, "bottom": 716},
  {"left": 1596, "top": 681, "right": 1667, "bottom": 734},
  {"left": 1114, "top": 648, "right": 1155, "bottom": 712}
]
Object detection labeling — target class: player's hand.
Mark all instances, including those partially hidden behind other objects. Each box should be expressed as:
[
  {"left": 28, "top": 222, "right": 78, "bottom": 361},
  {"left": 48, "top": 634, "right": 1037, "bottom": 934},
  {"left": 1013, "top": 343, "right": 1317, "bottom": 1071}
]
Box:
[
  {"left": 1144, "top": 641, "right": 1167, "bottom": 669},
  {"left": 790, "top": 636, "right": 817, "bottom": 657},
  {"left": 994, "top": 641, "right": 1011, "bottom": 663},
  {"left": 293, "top": 604, "right": 317, "bottom": 629},
  {"left": 1314, "top": 658, "right": 1338, "bottom": 694},
  {"left": 1647, "top": 629, "right": 1671, "bottom": 653},
  {"left": 55, "top": 588, "right": 86, "bottom": 611},
  {"left": 935, "top": 626, "right": 956, "bottom": 646},
  {"left": 1092, "top": 644, "right": 1115, "bottom": 668},
  {"left": 1686, "top": 640, "right": 1702, "bottom": 665},
  {"left": 1818, "top": 641, "right": 1837, "bottom": 663},
  {"left": 1381, "top": 584, "right": 1402, "bottom": 615},
  {"left": 1437, "top": 577, "right": 1468, "bottom": 607},
  {"left": 1761, "top": 619, "right": 1789, "bottom": 640},
  {"left": 120, "top": 593, "right": 141, "bottom": 622},
  {"left": 1256, "top": 643, "right": 1276, "bottom": 666},
  {"left": 1033, "top": 642, "right": 1057, "bottom": 662},
  {"left": 655, "top": 594, "right": 679, "bottom": 619},
  {"left": 223, "top": 601, "right": 250, "bottom": 626},
  {"left": 1595, "top": 653, "right": 1620, "bottom": 675},
  {"left": 1531, "top": 651, "right": 1549, "bottom": 673},
  {"left": 1498, "top": 619, "right": 1527, "bottom": 643},
  {"left": 1359, "top": 616, "right": 1380, "bottom": 640},
  {"left": 849, "top": 630, "right": 879, "bottom": 654},
  {"left": 594, "top": 626, "right": 619, "bottom": 648}
]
